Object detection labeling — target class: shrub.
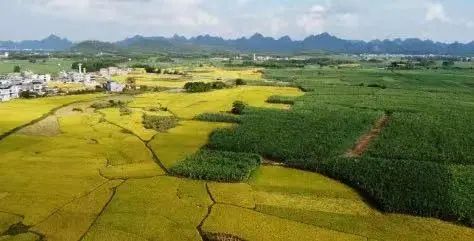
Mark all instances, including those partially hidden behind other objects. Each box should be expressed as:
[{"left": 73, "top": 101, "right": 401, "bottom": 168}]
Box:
[
  {"left": 170, "top": 150, "right": 261, "bottom": 182},
  {"left": 142, "top": 114, "right": 178, "bottom": 132},
  {"left": 194, "top": 113, "right": 241, "bottom": 123},
  {"left": 90, "top": 99, "right": 128, "bottom": 109},
  {"left": 235, "top": 78, "right": 246, "bottom": 86},
  {"left": 367, "top": 83, "right": 387, "bottom": 89},
  {"left": 231, "top": 101, "right": 247, "bottom": 115},
  {"left": 266, "top": 95, "right": 296, "bottom": 105},
  {"left": 211, "top": 81, "right": 228, "bottom": 89},
  {"left": 119, "top": 106, "right": 132, "bottom": 116},
  {"left": 184, "top": 82, "right": 213, "bottom": 93},
  {"left": 72, "top": 107, "right": 83, "bottom": 112},
  {"left": 145, "top": 106, "right": 168, "bottom": 112}
]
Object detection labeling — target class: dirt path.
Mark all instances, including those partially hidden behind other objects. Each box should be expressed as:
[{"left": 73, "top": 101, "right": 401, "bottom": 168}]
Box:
[{"left": 346, "top": 114, "right": 391, "bottom": 158}]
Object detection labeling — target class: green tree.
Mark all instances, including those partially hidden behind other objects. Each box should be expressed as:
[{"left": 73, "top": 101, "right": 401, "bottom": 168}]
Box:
[
  {"left": 13, "top": 65, "right": 21, "bottom": 73},
  {"left": 442, "top": 61, "right": 455, "bottom": 68}
]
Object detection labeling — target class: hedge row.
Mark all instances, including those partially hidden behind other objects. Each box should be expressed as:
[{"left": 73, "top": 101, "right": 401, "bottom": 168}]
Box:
[
  {"left": 194, "top": 113, "right": 241, "bottom": 123},
  {"left": 266, "top": 95, "right": 296, "bottom": 105}
]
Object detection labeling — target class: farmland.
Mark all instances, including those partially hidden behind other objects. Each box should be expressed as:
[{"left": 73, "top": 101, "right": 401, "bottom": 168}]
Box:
[
  {"left": 0, "top": 59, "right": 75, "bottom": 75},
  {"left": 0, "top": 65, "right": 473, "bottom": 241}
]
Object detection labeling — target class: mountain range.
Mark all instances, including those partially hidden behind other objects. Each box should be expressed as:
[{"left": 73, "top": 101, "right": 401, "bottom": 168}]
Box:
[{"left": 2, "top": 33, "right": 474, "bottom": 55}]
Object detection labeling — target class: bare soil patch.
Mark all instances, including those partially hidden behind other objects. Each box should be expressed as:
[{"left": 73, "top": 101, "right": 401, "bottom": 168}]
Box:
[
  {"left": 17, "top": 116, "right": 61, "bottom": 137},
  {"left": 204, "top": 232, "right": 247, "bottom": 241},
  {"left": 261, "top": 158, "right": 287, "bottom": 167},
  {"left": 346, "top": 114, "right": 391, "bottom": 158}
]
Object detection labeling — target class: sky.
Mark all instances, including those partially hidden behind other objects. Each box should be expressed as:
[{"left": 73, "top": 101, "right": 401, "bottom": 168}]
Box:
[{"left": 1, "top": 0, "right": 474, "bottom": 43}]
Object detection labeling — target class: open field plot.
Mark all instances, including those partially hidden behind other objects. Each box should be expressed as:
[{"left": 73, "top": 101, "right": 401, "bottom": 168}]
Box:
[
  {"left": 47, "top": 82, "right": 92, "bottom": 92},
  {"left": 113, "top": 67, "right": 264, "bottom": 89},
  {"left": 202, "top": 166, "right": 474, "bottom": 241},
  {"left": 131, "top": 86, "right": 303, "bottom": 119},
  {"left": 0, "top": 94, "right": 103, "bottom": 137},
  {"left": 188, "top": 67, "right": 264, "bottom": 82},
  {"left": 113, "top": 73, "right": 190, "bottom": 89},
  {"left": 81, "top": 176, "right": 211, "bottom": 241},
  {"left": 265, "top": 67, "right": 474, "bottom": 93},
  {"left": 98, "top": 107, "right": 172, "bottom": 141},
  {"left": 209, "top": 106, "right": 381, "bottom": 161},
  {"left": 0, "top": 98, "right": 163, "bottom": 236},
  {"left": 0, "top": 59, "right": 75, "bottom": 75},
  {"left": 1, "top": 65, "right": 473, "bottom": 240},
  {"left": 148, "top": 121, "right": 233, "bottom": 169},
  {"left": 208, "top": 66, "right": 474, "bottom": 225}
]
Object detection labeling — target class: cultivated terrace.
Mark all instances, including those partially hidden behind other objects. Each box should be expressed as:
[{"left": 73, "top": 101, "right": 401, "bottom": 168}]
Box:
[{"left": 0, "top": 64, "right": 473, "bottom": 241}]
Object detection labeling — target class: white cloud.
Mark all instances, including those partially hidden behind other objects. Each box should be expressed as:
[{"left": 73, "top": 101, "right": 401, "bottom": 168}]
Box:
[
  {"left": 335, "top": 13, "right": 359, "bottom": 28},
  {"left": 467, "top": 21, "right": 474, "bottom": 29},
  {"left": 20, "top": 0, "right": 219, "bottom": 27},
  {"left": 4, "top": 0, "right": 474, "bottom": 42},
  {"left": 297, "top": 4, "right": 327, "bottom": 34},
  {"left": 425, "top": 2, "right": 450, "bottom": 23}
]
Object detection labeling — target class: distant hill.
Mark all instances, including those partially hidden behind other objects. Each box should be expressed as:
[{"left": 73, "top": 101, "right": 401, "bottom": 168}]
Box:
[
  {"left": 2, "top": 33, "right": 474, "bottom": 55},
  {"left": 70, "top": 40, "right": 121, "bottom": 54},
  {"left": 0, "top": 35, "right": 73, "bottom": 51},
  {"left": 73, "top": 33, "right": 474, "bottom": 55}
]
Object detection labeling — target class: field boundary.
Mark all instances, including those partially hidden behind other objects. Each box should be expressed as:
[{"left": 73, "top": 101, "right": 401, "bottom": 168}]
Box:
[{"left": 345, "top": 113, "right": 391, "bottom": 158}]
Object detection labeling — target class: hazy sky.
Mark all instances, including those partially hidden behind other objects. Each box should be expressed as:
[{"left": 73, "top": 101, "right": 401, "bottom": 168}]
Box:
[{"left": 2, "top": 0, "right": 474, "bottom": 42}]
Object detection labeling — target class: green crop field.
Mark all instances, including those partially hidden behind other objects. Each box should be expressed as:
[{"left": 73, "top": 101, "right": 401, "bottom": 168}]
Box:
[
  {"left": 0, "top": 64, "right": 473, "bottom": 241},
  {"left": 0, "top": 59, "right": 75, "bottom": 75}
]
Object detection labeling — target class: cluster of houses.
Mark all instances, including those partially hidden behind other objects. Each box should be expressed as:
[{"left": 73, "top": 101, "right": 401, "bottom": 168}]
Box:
[
  {"left": 0, "top": 72, "right": 51, "bottom": 101},
  {"left": 58, "top": 66, "right": 131, "bottom": 86},
  {"left": 253, "top": 54, "right": 290, "bottom": 61},
  {"left": 0, "top": 65, "right": 130, "bottom": 102}
]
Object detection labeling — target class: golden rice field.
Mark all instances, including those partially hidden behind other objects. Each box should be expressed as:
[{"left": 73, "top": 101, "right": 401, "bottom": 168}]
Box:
[
  {"left": 0, "top": 94, "right": 103, "bottom": 136},
  {"left": 113, "top": 67, "right": 264, "bottom": 89},
  {"left": 0, "top": 70, "right": 473, "bottom": 241}
]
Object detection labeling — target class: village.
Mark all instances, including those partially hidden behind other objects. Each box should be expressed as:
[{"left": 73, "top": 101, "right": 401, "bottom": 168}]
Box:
[{"left": 0, "top": 64, "right": 130, "bottom": 102}]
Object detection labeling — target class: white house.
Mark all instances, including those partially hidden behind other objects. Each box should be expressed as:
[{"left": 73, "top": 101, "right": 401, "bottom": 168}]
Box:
[
  {"left": 105, "top": 81, "right": 124, "bottom": 92},
  {"left": 0, "top": 87, "right": 11, "bottom": 101},
  {"left": 0, "top": 85, "right": 20, "bottom": 102}
]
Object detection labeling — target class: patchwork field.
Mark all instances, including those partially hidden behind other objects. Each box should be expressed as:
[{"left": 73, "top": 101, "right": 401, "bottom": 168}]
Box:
[
  {"left": 0, "top": 66, "right": 473, "bottom": 241},
  {"left": 113, "top": 67, "right": 264, "bottom": 89}
]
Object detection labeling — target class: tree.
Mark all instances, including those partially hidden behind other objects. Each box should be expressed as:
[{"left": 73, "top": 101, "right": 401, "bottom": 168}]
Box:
[
  {"left": 442, "top": 61, "right": 455, "bottom": 68},
  {"left": 231, "top": 101, "right": 247, "bottom": 115},
  {"left": 13, "top": 65, "right": 21, "bottom": 73}
]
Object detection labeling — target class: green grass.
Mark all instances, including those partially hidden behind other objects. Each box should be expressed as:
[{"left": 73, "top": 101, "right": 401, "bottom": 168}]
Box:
[
  {"left": 0, "top": 59, "right": 75, "bottom": 75},
  {"left": 170, "top": 150, "right": 261, "bottom": 182},
  {"left": 208, "top": 66, "right": 474, "bottom": 224}
]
